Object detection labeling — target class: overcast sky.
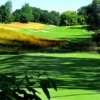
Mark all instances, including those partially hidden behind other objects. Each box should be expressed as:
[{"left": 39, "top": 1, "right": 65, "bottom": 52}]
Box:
[{"left": 0, "top": 0, "right": 93, "bottom": 13}]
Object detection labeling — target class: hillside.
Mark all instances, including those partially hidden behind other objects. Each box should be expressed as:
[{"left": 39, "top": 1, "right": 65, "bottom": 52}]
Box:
[
  {"left": 0, "top": 27, "right": 64, "bottom": 52},
  {"left": 0, "top": 22, "right": 93, "bottom": 39},
  {"left": 0, "top": 22, "right": 94, "bottom": 52}
]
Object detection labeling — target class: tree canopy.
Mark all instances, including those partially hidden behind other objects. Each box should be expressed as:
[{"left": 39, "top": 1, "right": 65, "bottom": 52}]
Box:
[
  {"left": 77, "top": 4, "right": 93, "bottom": 25},
  {"left": 0, "top": 0, "right": 99, "bottom": 28},
  {"left": 0, "top": 0, "right": 13, "bottom": 23},
  {"left": 92, "top": 0, "right": 100, "bottom": 28},
  {"left": 12, "top": 4, "right": 60, "bottom": 25},
  {"left": 60, "top": 11, "right": 78, "bottom": 26}
]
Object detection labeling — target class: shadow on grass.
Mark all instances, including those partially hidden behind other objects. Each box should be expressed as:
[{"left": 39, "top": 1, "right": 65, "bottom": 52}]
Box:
[{"left": 0, "top": 53, "right": 100, "bottom": 91}]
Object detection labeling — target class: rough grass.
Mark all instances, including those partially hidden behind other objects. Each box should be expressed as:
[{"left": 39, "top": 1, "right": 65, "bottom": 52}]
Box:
[
  {"left": 0, "top": 28, "right": 64, "bottom": 52},
  {"left": 0, "top": 22, "right": 94, "bottom": 52},
  {"left": 0, "top": 22, "right": 93, "bottom": 40},
  {"left": 0, "top": 22, "right": 44, "bottom": 30},
  {"left": 0, "top": 52, "right": 100, "bottom": 100}
]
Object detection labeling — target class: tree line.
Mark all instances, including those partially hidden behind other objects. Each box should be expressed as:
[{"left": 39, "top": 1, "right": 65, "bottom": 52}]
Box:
[{"left": 0, "top": 0, "right": 100, "bottom": 28}]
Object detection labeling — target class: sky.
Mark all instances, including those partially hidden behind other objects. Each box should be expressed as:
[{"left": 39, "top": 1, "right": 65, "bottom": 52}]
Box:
[{"left": 0, "top": 0, "right": 93, "bottom": 13}]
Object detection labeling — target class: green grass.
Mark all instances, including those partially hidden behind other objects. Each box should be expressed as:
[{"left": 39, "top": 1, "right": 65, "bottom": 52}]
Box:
[
  {"left": 17, "top": 25, "right": 94, "bottom": 40},
  {"left": 40, "top": 89, "right": 100, "bottom": 100},
  {"left": 0, "top": 52, "right": 100, "bottom": 100},
  {"left": 0, "top": 23, "right": 99, "bottom": 100}
]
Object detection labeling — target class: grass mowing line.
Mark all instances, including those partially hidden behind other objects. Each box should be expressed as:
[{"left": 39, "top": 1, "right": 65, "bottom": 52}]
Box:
[{"left": 25, "top": 52, "right": 100, "bottom": 59}]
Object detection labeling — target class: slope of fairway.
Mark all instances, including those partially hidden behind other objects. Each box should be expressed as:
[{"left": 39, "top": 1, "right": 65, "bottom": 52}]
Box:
[
  {"left": 0, "top": 28, "right": 65, "bottom": 52},
  {"left": 0, "top": 22, "right": 94, "bottom": 40},
  {"left": 17, "top": 25, "right": 94, "bottom": 40},
  {"left": 0, "top": 52, "right": 100, "bottom": 100}
]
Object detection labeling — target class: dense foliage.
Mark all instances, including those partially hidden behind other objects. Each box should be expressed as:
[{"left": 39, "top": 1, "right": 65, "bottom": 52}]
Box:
[
  {"left": 91, "top": 0, "right": 100, "bottom": 28},
  {"left": 12, "top": 4, "right": 60, "bottom": 25},
  {"left": 78, "top": 0, "right": 100, "bottom": 28},
  {"left": 0, "top": 0, "right": 99, "bottom": 27},
  {"left": 77, "top": 5, "right": 91, "bottom": 25},
  {"left": 0, "top": 72, "right": 57, "bottom": 100},
  {"left": 60, "top": 11, "right": 78, "bottom": 26},
  {"left": 0, "top": 1, "right": 13, "bottom": 23},
  {"left": 20, "top": 3, "right": 33, "bottom": 23}
]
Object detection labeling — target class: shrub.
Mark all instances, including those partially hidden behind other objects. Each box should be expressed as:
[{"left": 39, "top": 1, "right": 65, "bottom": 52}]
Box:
[{"left": 0, "top": 72, "right": 57, "bottom": 100}]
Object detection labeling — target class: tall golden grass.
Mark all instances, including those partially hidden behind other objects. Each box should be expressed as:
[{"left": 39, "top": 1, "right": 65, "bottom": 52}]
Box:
[
  {"left": 0, "top": 28, "right": 65, "bottom": 51},
  {"left": 0, "top": 22, "right": 44, "bottom": 30}
]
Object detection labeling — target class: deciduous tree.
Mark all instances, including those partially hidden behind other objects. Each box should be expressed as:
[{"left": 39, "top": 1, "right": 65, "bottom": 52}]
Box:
[
  {"left": 92, "top": 0, "right": 100, "bottom": 28},
  {"left": 60, "top": 11, "right": 78, "bottom": 26},
  {"left": 0, "top": 0, "right": 13, "bottom": 23}
]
